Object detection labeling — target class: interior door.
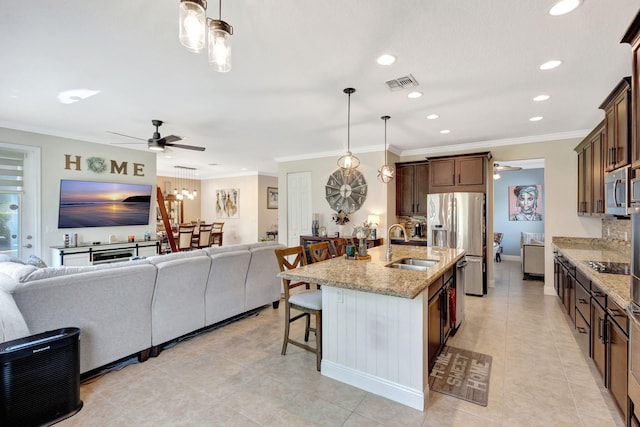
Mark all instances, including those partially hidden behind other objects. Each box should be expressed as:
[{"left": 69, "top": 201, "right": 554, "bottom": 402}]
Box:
[
  {"left": 287, "top": 172, "right": 312, "bottom": 247},
  {"left": 0, "top": 144, "right": 39, "bottom": 261}
]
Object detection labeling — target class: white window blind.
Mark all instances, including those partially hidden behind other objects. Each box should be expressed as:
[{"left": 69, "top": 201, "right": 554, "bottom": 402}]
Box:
[{"left": 0, "top": 149, "right": 24, "bottom": 192}]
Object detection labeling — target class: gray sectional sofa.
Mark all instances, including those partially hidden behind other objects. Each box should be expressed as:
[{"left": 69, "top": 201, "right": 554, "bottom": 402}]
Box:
[{"left": 0, "top": 241, "right": 284, "bottom": 375}]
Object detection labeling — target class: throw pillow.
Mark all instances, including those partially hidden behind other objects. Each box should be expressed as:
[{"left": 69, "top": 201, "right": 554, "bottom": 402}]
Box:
[{"left": 26, "top": 255, "right": 47, "bottom": 268}]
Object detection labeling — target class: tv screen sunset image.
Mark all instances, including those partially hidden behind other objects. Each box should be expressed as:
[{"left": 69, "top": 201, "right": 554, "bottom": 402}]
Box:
[{"left": 58, "top": 180, "right": 152, "bottom": 228}]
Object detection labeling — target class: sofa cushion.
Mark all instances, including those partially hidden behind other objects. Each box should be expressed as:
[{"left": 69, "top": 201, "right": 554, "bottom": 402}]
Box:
[
  {"left": 0, "top": 286, "right": 29, "bottom": 342},
  {"left": 206, "top": 244, "right": 251, "bottom": 255},
  {"left": 0, "top": 262, "right": 37, "bottom": 282},
  {"left": 147, "top": 249, "right": 207, "bottom": 265}
]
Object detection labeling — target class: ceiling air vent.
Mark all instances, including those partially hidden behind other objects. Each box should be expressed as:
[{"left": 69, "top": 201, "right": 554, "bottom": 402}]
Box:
[{"left": 385, "top": 74, "right": 419, "bottom": 91}]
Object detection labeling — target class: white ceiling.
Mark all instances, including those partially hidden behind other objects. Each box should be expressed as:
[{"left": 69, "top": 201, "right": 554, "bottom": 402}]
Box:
[{"left": 0, "top": 1, "right": 638, "bottom": 179}]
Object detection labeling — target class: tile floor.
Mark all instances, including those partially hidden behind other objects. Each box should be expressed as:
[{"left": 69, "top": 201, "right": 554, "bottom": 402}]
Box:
[{"left": 59, "top": 260, "right": 625, "bottom": 426}]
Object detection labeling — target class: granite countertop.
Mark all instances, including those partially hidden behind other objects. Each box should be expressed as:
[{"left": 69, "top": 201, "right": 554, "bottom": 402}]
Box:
[
  {"left": 278, "top": 245, "right": 466, "bottom": 299},
  {"left": 552, "top": 236, "right": 631, "bottom": 307}
]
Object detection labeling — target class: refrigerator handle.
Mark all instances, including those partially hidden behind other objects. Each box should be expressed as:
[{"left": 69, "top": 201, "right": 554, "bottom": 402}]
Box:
[{"left": 451, "top": 197, "right": 457, "bottom": 248}]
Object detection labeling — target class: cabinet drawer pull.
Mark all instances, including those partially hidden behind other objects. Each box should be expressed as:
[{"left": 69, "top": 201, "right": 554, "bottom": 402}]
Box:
[
  {"left": 576, "top": 326, "right": 587, "bottom": 334},
  {"left": 598, "top": 317, "right": 603, "bottom": 340},
  {"left": 578, "top": 298, "right": 587, "bottom": 304}
]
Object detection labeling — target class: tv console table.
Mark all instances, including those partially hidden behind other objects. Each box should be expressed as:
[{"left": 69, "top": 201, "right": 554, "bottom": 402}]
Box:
[{"left": 50, "top": 241, "right": 159, "bottom": 267}]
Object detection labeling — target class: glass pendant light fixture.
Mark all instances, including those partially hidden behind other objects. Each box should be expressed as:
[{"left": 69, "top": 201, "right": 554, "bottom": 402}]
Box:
[
  {"left": 377, "top": 115, "right": 395, "bottom": 184},
  {"left": 208, "top": 0, "right": 233, "bottom": 72},
  {"left": 337, "top": 88, "right": 360, "bottom": 171},
  {"left": 179, "top": 0, "right": 207, "bottom": 53},
  {"left": 174, "top": 166, "right": 198, "bottom": 200},
  {"left": 179, "top": 0, "right": 233, "bottom": 73}
]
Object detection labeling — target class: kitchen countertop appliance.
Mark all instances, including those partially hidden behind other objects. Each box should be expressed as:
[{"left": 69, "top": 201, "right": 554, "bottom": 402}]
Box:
[
  {"left": 412, "top": 222, "right": 424, "bottom": 238},
  {"left": 427, "top": 192, "right": 486, "bottom": 296}
]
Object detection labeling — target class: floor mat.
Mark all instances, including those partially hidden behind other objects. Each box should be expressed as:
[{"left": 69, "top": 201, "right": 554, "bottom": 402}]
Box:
[{"left": 429, "top": 345, "right": 492, "bottom": 406}]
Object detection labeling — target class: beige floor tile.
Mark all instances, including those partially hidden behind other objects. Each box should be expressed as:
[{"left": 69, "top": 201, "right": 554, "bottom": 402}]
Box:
[{"left": 53, "top": 260, "right": 626, "bottom": 427}]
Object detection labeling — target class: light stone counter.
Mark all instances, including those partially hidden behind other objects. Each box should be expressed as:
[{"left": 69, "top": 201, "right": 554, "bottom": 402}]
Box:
[
  {"left": 552, "top": 236, "right": 631, "bottom": 307},
  {"left": 278, "top": 245, "right": 466, "bottom": 299}
]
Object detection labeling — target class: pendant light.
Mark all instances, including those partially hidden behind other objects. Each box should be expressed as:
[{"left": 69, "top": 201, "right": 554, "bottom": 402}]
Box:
[
  {"left": 208, "top": 0, "right": 233, "bottom": 72},
  {"left": 178, "top": 0, "right": 233, "bottom": 73},
  {"left": 377, "top": 115, "right": 395, "bottom": 183},
  {"left": 337, "top": 88, "right": 360, "bottom": 171},
  {"left": 179, "top": 0, "right": 207, "bottom": 53}
]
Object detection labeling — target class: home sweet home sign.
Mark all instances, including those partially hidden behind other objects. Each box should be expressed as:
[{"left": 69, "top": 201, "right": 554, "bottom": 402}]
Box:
[{"left": 64, "top": 154, "right": 145, "bottom": 177}]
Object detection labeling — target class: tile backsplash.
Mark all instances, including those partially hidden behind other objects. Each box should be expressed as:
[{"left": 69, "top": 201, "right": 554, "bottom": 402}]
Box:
[{"left": 602, "top": 217, "right": 631, "bottom": 243}]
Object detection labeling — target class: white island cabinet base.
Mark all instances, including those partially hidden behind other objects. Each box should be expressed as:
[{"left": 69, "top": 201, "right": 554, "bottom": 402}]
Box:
[{"left": 321, "top": 285, "right": 429, "bottom": 411}]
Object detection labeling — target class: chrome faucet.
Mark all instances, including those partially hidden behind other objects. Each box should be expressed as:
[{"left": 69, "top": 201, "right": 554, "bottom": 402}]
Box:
[{"left": 386, "top": 223, "right": 408, "bottom": 261}]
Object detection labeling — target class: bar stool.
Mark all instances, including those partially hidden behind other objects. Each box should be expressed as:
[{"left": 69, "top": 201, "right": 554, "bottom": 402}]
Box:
[{"left": 275, "top": 246, "right": 322, "bottom": 371}]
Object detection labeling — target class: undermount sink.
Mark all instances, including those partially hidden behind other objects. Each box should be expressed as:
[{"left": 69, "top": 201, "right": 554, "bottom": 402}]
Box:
[{"left": 385, "top": 258, "right": 438, "bottom": 271}]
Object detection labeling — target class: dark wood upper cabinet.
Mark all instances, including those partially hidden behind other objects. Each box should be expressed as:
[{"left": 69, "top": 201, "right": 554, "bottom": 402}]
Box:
[
  {"left": 428, "top": 154, "right": 487, "bottom": 194},
  {"left": 575, "top": 121, "right": 605, "bottom": 216},
  {"left": 599, "top": 77, "right": 631, "bottom": 172},
  {"left": 622, "top": 10, "right": 640, "bottom": 168},
  {"left": 395, "top": 162, "right": 429, "bottom": 216}
]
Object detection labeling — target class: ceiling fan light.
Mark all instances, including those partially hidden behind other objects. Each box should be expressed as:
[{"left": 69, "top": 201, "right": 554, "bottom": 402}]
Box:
[
  {"left": 208, "top": 19, "right": 232, "bottom": 72},
  {"left": 179, "top": 0, "right": 207, "bottom": 53},
  {"left": 148, "top": 141, "right": 165, "bottom": 152}
]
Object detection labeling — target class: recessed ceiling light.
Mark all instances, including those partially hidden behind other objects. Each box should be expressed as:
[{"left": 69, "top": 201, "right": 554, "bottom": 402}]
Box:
[
  {"left": 529, "top": 116, "right": 543, "bottom": 122},
  {"left": 407, "top": 91, "right": 423, "bottom": 99},
  {"left": 377, "top": 54, "right": 396, "bottom": 66},
  {"left": 549, "top": 0, "right": 581, "bottom": 16},
  {"left": 440, "top": 129, "right": 451, "bottom": 134},
  {"left": 539, "top": 60, "right": 562, "bottom": 70},
  {"left": 533, "top": 94, "right": 551, "bottom": 102},
  {"left": 427, "top": 114, "right": 439, "bottom": 120}
]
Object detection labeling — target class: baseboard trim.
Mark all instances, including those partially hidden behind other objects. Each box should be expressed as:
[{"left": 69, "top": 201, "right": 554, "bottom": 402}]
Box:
[{"left": 321, "top": 360, "right": 425, "bottom": 411}]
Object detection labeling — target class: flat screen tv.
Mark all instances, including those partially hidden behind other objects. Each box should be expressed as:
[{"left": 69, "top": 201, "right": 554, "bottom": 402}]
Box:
[{"left": 58, "top": 180, "right": 153, "bottom": 228}]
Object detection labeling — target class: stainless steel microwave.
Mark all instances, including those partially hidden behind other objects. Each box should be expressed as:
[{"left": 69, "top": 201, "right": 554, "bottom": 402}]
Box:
[
  {"left": 605, "top": 166, "right": 629, "bottom": 215},
  {"left": 631, "top": 176, "right": 640, "bottom": 208}
]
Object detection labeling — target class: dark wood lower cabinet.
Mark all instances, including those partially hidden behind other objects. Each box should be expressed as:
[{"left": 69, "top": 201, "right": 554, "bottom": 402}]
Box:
[
  {"left": 554, "top": 258, "right": 630, "bottom": 423},
  {"left": 428, "top": 291, "right": 442, "bottom": 371},
  {"left": 591, "top": 299, "right": 607, "bottom": 381},
  {"left": 608, "top": 318, "right": 628, "bottom": 420}
]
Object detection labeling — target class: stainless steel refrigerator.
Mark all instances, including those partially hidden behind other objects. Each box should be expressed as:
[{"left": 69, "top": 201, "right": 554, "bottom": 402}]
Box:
[{"left": 426, "top": 192, "right": 485, "bottom": 296}]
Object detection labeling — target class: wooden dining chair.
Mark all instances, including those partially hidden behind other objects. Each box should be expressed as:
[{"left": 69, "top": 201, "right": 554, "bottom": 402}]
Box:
[
  {"left": 331, "top": 238, "right": 349, "bottom": 257},
  {"left": 177, "top": 225, "right": 195, "bottom": 251},
  {"left": 308, "top": 242, "right": 332, "bottom": 263},
  {"left": 275, "top": 246, "right": 322, "bottom": 371},
  {"left": 211, "top": 222, "right": 224, "bottom": 246},
  {"left": 193, "top": 224, "right": 213, "bottom": 249}
]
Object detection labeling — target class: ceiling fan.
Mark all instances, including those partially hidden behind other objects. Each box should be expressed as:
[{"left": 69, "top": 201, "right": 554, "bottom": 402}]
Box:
[
  {"left": 493, "top": 163, "right": 522, "bottom": 180},
  {"left": 109, "top": 120, "right": 206, "bottom": 152},
  {"left": 494, "top": 163, "right": 522, "bottom": 172}
]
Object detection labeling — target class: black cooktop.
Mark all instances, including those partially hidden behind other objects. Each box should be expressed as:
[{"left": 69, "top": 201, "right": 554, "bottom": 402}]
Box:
[{"left": 583, "top": 260, "right": 630, "bottom": 275}]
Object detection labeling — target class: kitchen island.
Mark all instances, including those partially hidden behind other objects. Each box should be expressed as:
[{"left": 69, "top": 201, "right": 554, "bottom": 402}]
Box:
[{"left": 278, "top": 244, "right": 465, "bottom": 410}]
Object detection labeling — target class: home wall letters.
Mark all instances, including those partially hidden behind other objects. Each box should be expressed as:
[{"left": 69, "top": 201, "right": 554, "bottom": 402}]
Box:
[{"left": 64, "top": 154, "right": 145, "bottom": 176}]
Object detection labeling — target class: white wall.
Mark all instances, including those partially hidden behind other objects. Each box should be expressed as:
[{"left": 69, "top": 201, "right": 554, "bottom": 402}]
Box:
[
  {"left": 200, "top": 174, "right": 278, "bottom": 244},
  {"left": 0, "top": 127, "right": 157, "bottom": 265},
  {"left": 278, "top": 151, "right": 391, "bottom": 244}
]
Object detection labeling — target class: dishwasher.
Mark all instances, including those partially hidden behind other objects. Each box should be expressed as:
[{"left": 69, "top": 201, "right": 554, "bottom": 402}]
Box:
[{"left": 453, "top": 257, "right": 467, "bottom": 331}]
